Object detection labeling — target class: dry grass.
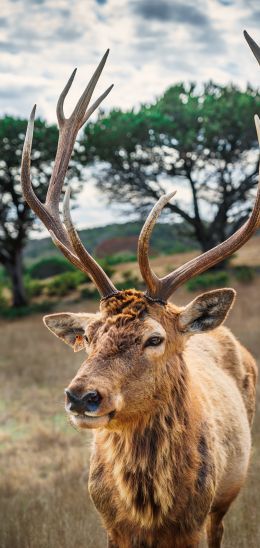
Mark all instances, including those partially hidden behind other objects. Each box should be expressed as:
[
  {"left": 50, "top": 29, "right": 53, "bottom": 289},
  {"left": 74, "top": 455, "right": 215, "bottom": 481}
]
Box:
[{"left": 0, "top": 273, "right": 259, "bottom": 547}]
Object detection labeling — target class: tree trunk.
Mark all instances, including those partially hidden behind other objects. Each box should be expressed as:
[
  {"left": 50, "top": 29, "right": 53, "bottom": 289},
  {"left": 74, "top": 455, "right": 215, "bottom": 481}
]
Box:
[{"left": 5, "top": 249, "right": 27, "bottom": 307}]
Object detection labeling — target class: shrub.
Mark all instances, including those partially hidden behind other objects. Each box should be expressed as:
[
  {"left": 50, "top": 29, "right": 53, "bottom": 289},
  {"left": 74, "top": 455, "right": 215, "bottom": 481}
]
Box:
[
  {"left": 0, "top": 301, "right": 54, "bottom": 319},
  {"left": 45, "top": 271, "right": 87, "bottom": 297},
  {"left": 0, "top": 267, "right": 9, "bottom": 285},
  {"left": 24, "top": 278, "right": 43, "bottom": 298},
  {"left": 104, "top": 253, "right": 137, "bottom": 266},
  {"left": 233, "top": 265, "right": 255, "bottom": 284},
  {"left": 97, "top": 259, "right": 115, "bottom": 278},
  {"left": 0, "top": 284, "right": 8, "bottom": 309},
  {"left": 186, "top": 271, "right": 230, "bottom": 292},
  {"left": 117, "top": 270, "right": 142, "bottom": 291},
  {"left": 27, "top": 257, "right": 76, "bottom": 280},
  {"left": 80, "top": 287, "right": 99, "bottom": 300}
]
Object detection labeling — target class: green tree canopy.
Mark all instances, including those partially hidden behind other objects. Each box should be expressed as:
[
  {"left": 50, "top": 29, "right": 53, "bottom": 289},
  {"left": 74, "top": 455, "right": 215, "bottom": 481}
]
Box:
[{"left": 79, "top": 82, "right": 260, "bottom": 255}]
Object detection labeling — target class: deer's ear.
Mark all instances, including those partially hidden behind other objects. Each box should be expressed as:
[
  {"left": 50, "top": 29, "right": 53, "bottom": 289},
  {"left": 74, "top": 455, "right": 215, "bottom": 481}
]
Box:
[
  {"left": 178, "top": 289, "right": 236, "bottom": 334},
  {"left": 43, "top": 312, "right": 97, "bottom": 352}
]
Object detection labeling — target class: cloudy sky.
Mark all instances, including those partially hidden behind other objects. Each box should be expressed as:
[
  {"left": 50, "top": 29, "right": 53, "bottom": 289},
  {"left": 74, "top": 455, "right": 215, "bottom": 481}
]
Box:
[{"left": 1, "top": 0, "right": 260, "bottom": 232}]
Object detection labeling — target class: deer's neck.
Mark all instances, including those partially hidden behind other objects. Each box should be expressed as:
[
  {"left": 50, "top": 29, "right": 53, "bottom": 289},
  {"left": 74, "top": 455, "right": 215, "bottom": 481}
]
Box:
[{"left": 93, "top": 355, "right": 212, "bottom": 529}]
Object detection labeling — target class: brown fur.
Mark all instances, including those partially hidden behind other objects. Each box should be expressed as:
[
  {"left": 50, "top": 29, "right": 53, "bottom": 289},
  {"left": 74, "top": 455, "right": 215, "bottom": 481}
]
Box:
[{"left": 44, "top": 289, "right": 257, "bottom": 547}]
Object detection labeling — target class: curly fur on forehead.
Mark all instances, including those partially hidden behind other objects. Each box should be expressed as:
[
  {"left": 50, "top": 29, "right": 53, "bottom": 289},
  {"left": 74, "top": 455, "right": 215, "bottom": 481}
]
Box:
[{"left": 100, "top": 290, "right": 148, "bottom": 319}]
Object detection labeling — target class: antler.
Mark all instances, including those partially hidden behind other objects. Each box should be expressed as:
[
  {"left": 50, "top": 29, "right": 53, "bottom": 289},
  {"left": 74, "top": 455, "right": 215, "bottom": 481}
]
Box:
[
  {"left": 21, "top": 51, "right": 118, "bottom": 298},
  {"left": 138, "top": 116, "right": 260, "bottom": 302},
  {"left": 244, "top": 30, "right": 260, "bottom": 65}
]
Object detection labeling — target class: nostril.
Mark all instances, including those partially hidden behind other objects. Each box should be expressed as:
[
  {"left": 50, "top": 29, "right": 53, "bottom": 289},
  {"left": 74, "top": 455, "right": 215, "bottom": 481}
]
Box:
[
  {"left": 82, "top": 390, "right": 102, "bottom": 412},
  {"left": 65, "top": 388, "right": 80, "bottom": 404},
  {"left": 64, "top": 388, "right": 102, "bottom": 413},
  {"left": 83, "top": 390, "right": 101, "bottom": 404}
]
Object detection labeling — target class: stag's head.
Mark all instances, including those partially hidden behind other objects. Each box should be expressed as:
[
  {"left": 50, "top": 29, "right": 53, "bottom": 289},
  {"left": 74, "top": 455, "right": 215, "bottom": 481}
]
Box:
[
  {"left": 42, "top": 287, "right": 235, "bottom": 430},
  {"left": 21, "top": 34, "right": 260, "bottom": 430}
]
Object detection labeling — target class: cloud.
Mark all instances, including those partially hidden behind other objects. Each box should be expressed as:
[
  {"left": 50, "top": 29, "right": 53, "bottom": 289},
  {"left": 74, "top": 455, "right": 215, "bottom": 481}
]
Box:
[
  {"left": 0, "top": 17, "right": 8, "bottom": 26},
  {"left": 0, "top": 83, "right": 44, "bottom": 100},
  {"left": 55, "top": 24, "right": 85, "bottom": 43},
  {"left": 218, "top": 0, "right": 233, "bottom": 5},
  {"left": 0, "top": 40, "right": 24, "bottom": 54},
  {"left": 133, "top": 0, "right": 209, "bottom": 27},
  {"left": 0, "top": 0, "right": 258, "bottom": 230},
  {"left": 0, "top": 0, "right": 258, "bottom": 120}
]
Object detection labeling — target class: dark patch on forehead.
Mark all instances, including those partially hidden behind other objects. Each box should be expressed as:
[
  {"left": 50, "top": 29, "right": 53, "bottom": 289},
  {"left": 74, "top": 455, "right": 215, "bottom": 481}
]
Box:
[{"left": 101, "top": 290, "right": 148, "bottom": 319}]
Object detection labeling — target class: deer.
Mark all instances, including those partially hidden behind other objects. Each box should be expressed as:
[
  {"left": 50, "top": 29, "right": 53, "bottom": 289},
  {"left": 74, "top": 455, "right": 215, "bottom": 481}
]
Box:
[{"left": 21, "top": 32, "right": 259, "bottom": 548}]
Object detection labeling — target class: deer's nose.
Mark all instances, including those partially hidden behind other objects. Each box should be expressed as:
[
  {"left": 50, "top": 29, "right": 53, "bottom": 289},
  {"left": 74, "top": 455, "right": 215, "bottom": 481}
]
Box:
[{"left": 65, "top": 388, "right": 102, "bottom": 413}]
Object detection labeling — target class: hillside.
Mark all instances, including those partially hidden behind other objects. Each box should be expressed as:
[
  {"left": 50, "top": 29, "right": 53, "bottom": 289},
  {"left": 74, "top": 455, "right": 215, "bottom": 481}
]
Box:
[{"left": 24, "top": 221, "right": 197, "bottom": 263}]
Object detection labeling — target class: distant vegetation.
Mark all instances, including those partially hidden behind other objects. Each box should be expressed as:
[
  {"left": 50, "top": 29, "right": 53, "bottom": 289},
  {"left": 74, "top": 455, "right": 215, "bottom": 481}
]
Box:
[
  {"left": 186, "top": 271, "right": 230, "bottom": 292},
  {"left": 232, "top": 265, "right": 256, "bottom": 284},
  {"left": 27, "top": 257, "right": 77, "bottom": 280},
  {"left": 24, "top": 221, "right": 197, "bottom": 262}
]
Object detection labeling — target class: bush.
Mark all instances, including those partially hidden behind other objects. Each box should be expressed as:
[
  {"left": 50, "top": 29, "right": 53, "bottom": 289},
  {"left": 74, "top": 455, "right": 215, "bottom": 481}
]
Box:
[
  {"left": 97, "top": 259, "right": 115, "bottom": 278},
  {"left": 27, "top": 257, "right": 76, "bottom": 280},
  {"left": 45, "top": 271, "right": 87, "bottom": 297},
  {"left": 0, "top": 284, "right": 8, "bottom": 309},
  {"left": 233, "top": 265, "right": 255, "bottom": 284},
  {"left": 117, "top": 270, "right": 142, "bottom": 291},
  {"left": 0, "top": 266, "right": 9, "bottom": 285},
  {"left": 0, "top": 301, "right": 54, "bottom": 319},
  {"left": 104, "top": 253, "right": 137, "bottom": 266},
  {"left": 26, "top": 255, "right": 115, "bottom": 284},
  {"left": 186, "top": 271, "right": 230, "bottom": 292},
  {"left": 80, "top": 287, "right": 99, "bottom": 300},
  {"left": 24, "top": 277, "right": 43, "bottom": 298}
]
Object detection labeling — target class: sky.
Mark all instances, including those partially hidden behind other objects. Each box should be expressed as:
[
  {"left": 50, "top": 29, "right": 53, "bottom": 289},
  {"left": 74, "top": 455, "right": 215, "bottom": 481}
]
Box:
[{"left": 1, "top": 0, "right": 260, "bottom": 234}]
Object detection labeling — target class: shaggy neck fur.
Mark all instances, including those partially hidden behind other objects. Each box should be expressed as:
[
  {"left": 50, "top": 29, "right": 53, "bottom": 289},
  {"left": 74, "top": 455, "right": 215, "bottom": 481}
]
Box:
[{"left": 91, "top": 352, "right": 215, "bottom": 541}]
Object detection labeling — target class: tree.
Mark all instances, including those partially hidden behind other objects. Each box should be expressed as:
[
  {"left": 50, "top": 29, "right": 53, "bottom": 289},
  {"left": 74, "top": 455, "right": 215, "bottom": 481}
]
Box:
[
  {"left": 0, "top": 116, "right": 78, "bottom": 307},
  {"left": 79, "top": 82, "right": 260, "bottom": 256}
]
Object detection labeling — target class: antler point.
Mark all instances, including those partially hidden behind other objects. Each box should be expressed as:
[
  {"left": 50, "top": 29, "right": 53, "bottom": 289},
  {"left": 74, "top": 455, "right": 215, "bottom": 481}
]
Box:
[
  {"left": 30, "top": 105, "right": 37, "bottom": 118},
  {"left": 167, "top": 190, "right": 177, "bottom": 201}
]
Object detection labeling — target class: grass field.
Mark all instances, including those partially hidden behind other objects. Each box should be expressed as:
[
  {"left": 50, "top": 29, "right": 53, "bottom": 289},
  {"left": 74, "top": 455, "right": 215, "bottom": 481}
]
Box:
[{"left": 0, "top": 252, "right": 260, "bottom": 547}]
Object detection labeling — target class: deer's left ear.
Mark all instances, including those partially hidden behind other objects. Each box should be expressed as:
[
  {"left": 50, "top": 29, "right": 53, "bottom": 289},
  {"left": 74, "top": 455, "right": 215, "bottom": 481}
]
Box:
[
  {"left": 43, "top": 312, "right": 98, "bottom": 352},
  {"left": 178, "top": 288, "right": 236, "bottom": 334}
]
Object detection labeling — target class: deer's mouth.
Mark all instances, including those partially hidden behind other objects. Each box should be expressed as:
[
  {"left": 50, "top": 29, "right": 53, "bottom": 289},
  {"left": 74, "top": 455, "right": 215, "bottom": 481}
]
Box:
[{"left": 68, "top": 410, "right": 115, "bottom": 429}]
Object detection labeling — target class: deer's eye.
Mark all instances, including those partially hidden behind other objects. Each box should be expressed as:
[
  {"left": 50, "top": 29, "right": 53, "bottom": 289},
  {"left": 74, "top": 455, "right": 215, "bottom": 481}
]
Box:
[{"left": 145, "top": 336, "right": 164, "bottom": 348}]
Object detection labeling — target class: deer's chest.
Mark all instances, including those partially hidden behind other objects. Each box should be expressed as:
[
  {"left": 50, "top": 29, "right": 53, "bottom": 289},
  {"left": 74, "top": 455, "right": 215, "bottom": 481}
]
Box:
[{"left": 88, "top": 449, "right": 214, "bottom": 535}]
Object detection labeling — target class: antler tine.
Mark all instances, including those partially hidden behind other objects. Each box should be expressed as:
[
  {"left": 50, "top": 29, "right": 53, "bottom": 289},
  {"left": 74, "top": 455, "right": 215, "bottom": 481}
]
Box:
[
  {"left": 21, "top": 105, "right": 71, "bottom": 245},
  {"left": 21, "top": 51, "right": 118, "bottom": 298},
  {"left": 71, "top": 49, "right": 110, "bottom": 123},
  {"left": 21, "top": 104, "right": 38, "bottom": 206},
  {"left": 57, "top": 68, "right": 77, "bottom": 128},
  {"left": 138, "top": 191, "right": 177, "bottom": 299},
  {"left": 244, "top": 30, "right": 260, "bottom": 65},
  {"left": 80, "top": 83, "right": 114, "bottom": 129},
  {"left": 49, "top": 230, "right": 89, "bottom": 272},
  {"left": 45, "top": 49, "right": 112, "bottom": 212},
  {"left": 141, "top": 116, "right": 260, "bottom": 302},
  {"left": 63, "top": 186, "right": 117, "bottom": 296}
]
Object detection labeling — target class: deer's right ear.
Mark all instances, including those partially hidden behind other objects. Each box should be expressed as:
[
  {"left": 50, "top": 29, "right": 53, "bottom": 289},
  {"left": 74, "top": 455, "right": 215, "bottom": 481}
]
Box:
[{"left": 43, "top": 312, "right": 97, "bottom": 352}]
